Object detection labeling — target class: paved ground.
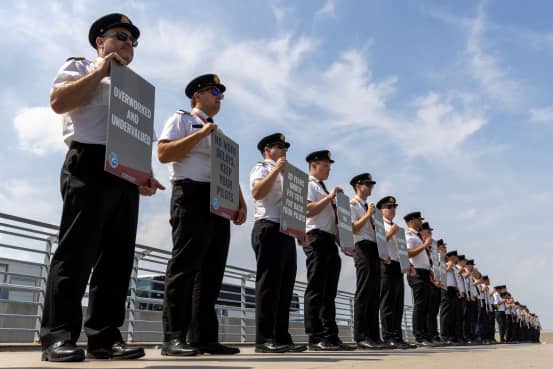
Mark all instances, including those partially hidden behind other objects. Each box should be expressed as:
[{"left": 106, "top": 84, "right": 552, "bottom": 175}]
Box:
[{"left": 1, "top": 343, "right": 551, "bottom": 369}]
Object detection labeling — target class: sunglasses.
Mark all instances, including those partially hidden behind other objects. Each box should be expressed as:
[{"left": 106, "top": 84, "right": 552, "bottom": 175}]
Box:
[
  {"left": 200, "top": 87, "right": 224, "bottom": 99},
  {"left": 102, "top": 31, "right": 138, "bottom": 47}
]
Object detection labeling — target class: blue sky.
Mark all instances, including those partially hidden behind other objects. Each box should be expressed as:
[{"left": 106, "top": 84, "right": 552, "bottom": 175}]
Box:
[{"left": 1, "top": 0, "right": 552, "bottom": 328}]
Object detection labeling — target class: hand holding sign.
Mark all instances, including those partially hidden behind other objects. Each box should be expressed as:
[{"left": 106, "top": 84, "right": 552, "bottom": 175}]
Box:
[{"left": 138, "top": 176, "right": 165, "bottom": 196}]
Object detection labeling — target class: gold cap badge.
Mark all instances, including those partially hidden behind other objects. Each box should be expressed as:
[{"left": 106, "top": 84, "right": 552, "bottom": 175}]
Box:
[{"left": 121, "top": 15, "right": 130, "bottom": 24}]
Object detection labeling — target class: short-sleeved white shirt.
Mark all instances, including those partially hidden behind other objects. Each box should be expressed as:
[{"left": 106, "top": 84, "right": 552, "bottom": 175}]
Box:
[
  {"left": 159, "top": 108, "right": 220, "bottom": 182},
  {"left": 493, "top": 292, "right": 506, "bottom": 311},
  {"left": 350, "top": 196, "right": 376, "bottom": 243},
  {"left": 52, "top": 57, "right": 111, "bottom": 146},
  {"left": 455, "top": 268, "right": 466, "bottom": 293},
  {"left": 250, "top": 159, "right": 282, "bottom": 223},
  {"left": 406, "top": 228, "right": 430, "bottom": 269},
  {"left": 383, "top": 218, "right": 399, "bottom": 261},
  {"left": 305, "top": 176, "right": 336, "bottom": 235}
]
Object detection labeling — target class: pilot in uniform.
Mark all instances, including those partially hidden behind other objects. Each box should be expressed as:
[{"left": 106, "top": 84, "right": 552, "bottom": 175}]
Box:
[
  {"left": 158, "top": 74, "right": 247, "bottom": 356},
  {"left": 40, "top": 13, "right": 162, "bottom": 362},
  {"left": 250, "top": 133, "right": 306, "bottom": 353}
]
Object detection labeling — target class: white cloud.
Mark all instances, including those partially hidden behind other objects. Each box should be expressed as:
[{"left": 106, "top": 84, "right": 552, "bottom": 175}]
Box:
[
  {"left": 529, "top": 107, "right": 553, "bottom": 124},
  {"left": 316, "top": 0, "right": 336, "bottom": 19},
  {"left": 13, "top": 106, "right": 66, "bottom": 155},
  {"left": 456, "top": 208, "right": 477, "bottom": 220},
  {"left": 465, "top": 2, "right": 522, "bottom": 108},
  {"left": 0, "top": 179, "right": 60, "bottom": 223}
]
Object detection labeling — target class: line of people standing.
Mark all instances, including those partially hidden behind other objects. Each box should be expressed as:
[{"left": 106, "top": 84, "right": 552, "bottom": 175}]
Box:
[{"left": 39, "top": 12, "right": 541, "bottom": 363}]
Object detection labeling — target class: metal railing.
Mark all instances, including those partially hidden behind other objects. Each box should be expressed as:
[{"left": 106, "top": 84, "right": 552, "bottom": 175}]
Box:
[{"left": 0, "top": 212, "right": 413, "bottom": 344}]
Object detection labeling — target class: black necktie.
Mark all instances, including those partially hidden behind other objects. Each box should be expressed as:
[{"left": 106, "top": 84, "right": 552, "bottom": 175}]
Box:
[
  {"left": 363, "top": 203, "right": 368, "bottom": 211},
  {"left": 418, "top": 232, "right": 432, "bottom": 266},
  {"left": 318, "top": 180, "right": 337, "bottom": 223},
  {"left": 206, "top": 117, "right": 214, "bottom": 123}
]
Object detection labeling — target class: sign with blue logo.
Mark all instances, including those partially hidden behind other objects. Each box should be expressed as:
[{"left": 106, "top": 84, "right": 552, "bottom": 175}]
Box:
[
  {"left": 105, "top": 61, "right": 155, "bottom": 185},
  {"left": 280, "top": 164, "right": 308, "bottom": 242},
  {"left": 210, "top": 131, "right": 239, "bottom": 220}
]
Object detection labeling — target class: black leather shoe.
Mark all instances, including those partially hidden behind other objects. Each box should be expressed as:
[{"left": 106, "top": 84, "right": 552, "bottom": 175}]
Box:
[
  {"left": 86, "top": 342, "right": 145, "bottom": 360},
  {"left": 161, "top": 339, "right": 199, "bottom": 356},
  {"left": 255, "top": 342, "right": 289, "bottom": 353},
  {"left": 416, "top": 339, "right": 434, "bottom": 347},
  {"left": 41, "top": 341, "right": 85, "bottom": 362},
  {"left": 331, "top": 337, "right": 356, "bottom": 351},
  {"left": 286, "top": 343, "right": 307, "bottom": 352},
  {"left": 357, "top": 340, "right": 385, "bottom": 350},
  {"left": 87, "top": 342, "right": 145, "bottom": 360},
  {"left": 196, "top": 342, "right": 240, "bottom": 355},
  {"left": 388, "top": 340, "right": 410, "bottom": 349},
  {"left": 308, "top": 340, "right": 341, "bottom": 351}
]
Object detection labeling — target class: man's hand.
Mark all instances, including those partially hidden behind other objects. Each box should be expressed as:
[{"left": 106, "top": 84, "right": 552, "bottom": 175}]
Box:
[
  {"left": 343, "top": 247, "right": 356, "bottom": 257},
  {"left": 96, "top": 52, "right": 129, "bottom": 77},
  {"left": 296, "top": 234, "right": 308, "bottom": 247},
  {"left": 138, "top": 177, "right": 165, "bottom": 196},
  {"left": 382, "top": 256, "right": 391, "bottom": 264},
  {"left": 367, "top": 202, "right": 376, "bottom": 216},
  {"left": 389, "top": 223, "right": 399, "bottom": 237},
  {"left": 274, "top": 157, "right": 288, "bottom": 172},
  {"left": 329, "top": 186, "right": 343, "bottom": 199},
  {"left": 233, "top": 205, "right": 247, "bottom": 225},
  {"left": 200, "top": 122, "right": 218, "bottom": 137},
  {"left": 407, "top": 266, "right": 417, "bottom": 276},
  {"left": 423, "top": 237, "right": 432, "bottom": 249}
]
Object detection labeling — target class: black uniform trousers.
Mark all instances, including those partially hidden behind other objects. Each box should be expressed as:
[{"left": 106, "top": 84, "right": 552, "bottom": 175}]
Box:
[
  {"left": 251, "top": 220, "right": 297, "bottom": 345},
  {"left": 353, "top": 240, "right": 381, "bottom": 342},
  {"left": 488, "top": 310, "right": 496, "bottom": 341},
  {"left": 475, "top": 302, "right": 488, "bottom": 340},
  {"left": 505, "top": 314, "right": 513, "bottom": 342},
  {"left": 380, "top": 261, "right": 404, "bottom": 342},
  {"left": 40, "top": 142, "right": 139, "bottom": 349},
  {"left": 463, "top": 298, "right": 474, "bottom": 340},
  {"left": 427, "top": 284, "right": 441, "bottom": 340},
  {"left": 303, "top": 229, "right": 341, "bottom": 342},
  {"left": 439, "top": 287, "right": 458, "bottom": 340},
  {"left": 495, "top": 311, "right": 506, "bottom": 342},
  {"left": 162, "top": 179, "right": 230, "bottom": 345},
  {"left": 455, "top": 297, "right": 467, "bottom": 340},
  {"left": 407, "top": 268, "right": 432, "bottom": 341}
]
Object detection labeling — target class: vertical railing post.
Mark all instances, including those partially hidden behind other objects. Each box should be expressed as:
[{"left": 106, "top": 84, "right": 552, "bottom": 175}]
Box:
[
  {"left": 349, "top": 295, "right": 355, "bottom": 341},
  {"left": 240, "top": 276, "right": 247, "bottom": 343},
  {"left": 33, "top": 237, "right": 54, "bottom": 344},
  {"left": 127, "top": 250, "right": 149, "bottom": 343}
]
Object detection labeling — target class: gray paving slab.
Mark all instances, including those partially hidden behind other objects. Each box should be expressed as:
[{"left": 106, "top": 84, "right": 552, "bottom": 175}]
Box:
[{"left": 0, "top": 344, "right": 550, "bottom": 369}]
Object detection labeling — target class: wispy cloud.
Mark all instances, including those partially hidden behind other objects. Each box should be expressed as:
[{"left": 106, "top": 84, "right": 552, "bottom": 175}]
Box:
[
  {"left": 315, "top": 0, "right": 336, "bottom": 19},
  {"left": 13, "top": 106, "right": 67, "bottom": 155},
  {"left": 529, "top": 106, "right": 553, "bottom": 124}
]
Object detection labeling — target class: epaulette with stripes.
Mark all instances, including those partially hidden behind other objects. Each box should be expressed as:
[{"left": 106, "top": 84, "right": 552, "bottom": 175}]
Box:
[
  {"left": 65, "top": 56, "right": 85, "bottom": 62},
  {"left": 177, "top": 109, "right": 191, "bottom": 115}
]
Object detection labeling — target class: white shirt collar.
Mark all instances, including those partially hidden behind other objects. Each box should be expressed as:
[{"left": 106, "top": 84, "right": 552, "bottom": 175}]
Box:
[
  {"left": 192, "top": 107, "right": 209, "bottom": 120},
  {"left": 354, "top": 195, "right": 366, "bottom": 207}
]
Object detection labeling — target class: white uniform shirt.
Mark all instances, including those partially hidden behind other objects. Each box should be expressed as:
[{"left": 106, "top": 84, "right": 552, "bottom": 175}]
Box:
[
  {"left": 159, "top": 108, "right": 219, "bottom": 182},
  {"left": 53, "top": 58, "right": 111, "bottom": 146},
  {"left": 406, "top": 229, "right": 430, "bottom": 269},
  {"left": 305, "top": 176, "right": 336, "bottom": 235},
  {"left": 250, "top": 159, "right": 282, "bottom": 223},
  {"left": 493, "top": 292, "right": 506, "bottom": 312},
  {"left": 455, "top": 268, "right": 466, "bottom": 294},
  {"left": 447, "top": 267, "right": 457, "bottom": 287},
  {"left": 383, "top": 218, "right": 399, "bottom": 261},
  {"left": 350, "top": 196, "right": 376, "bottom": 243}
]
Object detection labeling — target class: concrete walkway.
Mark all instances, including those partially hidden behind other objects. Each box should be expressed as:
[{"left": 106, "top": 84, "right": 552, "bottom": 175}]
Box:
[{"left": 1, "top": 344, "right": 550, "bottom": 369}]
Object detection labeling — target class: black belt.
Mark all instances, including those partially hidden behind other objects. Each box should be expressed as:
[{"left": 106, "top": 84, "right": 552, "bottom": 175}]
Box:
[{"left": 173, "top": 178, "right": 209, "bottom": 186}]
